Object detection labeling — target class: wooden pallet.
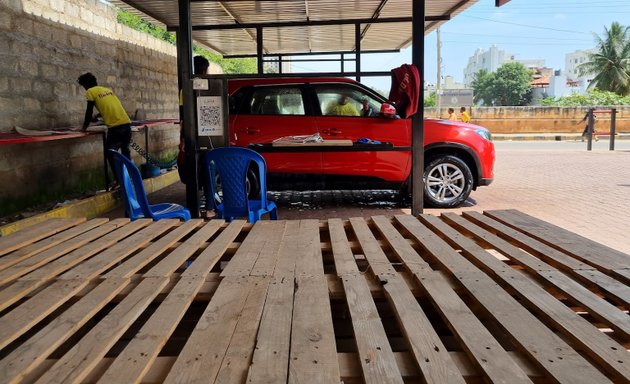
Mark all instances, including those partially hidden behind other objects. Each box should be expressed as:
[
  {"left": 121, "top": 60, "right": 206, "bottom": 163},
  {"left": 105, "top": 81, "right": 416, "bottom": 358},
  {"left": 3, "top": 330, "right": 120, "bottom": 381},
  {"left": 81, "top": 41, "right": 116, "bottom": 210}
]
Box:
[{"left": 0, "top": 210, "right": 629, "bottom": 383}]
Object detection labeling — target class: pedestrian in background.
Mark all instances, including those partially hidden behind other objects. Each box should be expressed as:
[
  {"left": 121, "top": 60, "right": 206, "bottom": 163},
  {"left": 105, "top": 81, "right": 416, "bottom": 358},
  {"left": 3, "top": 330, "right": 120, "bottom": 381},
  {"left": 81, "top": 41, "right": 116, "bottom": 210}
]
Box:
[
  {"left": 459, "top": 106, "right": 471, "bottom": 123},
  {"left": 447, "top": 108, "right": 457, "bottom": 121},
  {"left": 579, "top": 111, "right": 599, "bottom": 142}
]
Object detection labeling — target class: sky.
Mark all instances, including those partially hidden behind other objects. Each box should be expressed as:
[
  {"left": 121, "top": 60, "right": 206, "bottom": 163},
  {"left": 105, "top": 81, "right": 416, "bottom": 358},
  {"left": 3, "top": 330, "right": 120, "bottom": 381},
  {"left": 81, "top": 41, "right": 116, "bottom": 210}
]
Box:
[{"left": 287, "top": 0, "right": 630, "bottom": 94}]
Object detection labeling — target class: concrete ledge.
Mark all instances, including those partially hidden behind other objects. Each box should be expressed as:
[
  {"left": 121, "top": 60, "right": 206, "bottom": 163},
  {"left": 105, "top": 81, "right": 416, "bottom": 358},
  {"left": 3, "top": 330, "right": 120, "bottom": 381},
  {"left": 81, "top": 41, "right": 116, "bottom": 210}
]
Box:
[{"left": 0, "top": 170, "right": 181, "bottom": 236}]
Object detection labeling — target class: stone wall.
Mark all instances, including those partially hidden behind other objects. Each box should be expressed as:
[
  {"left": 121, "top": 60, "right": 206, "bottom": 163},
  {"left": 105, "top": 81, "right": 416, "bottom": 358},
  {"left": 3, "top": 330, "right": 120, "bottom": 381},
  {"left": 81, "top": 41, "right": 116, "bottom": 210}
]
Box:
[
  {"left": 425, "top": 106, "right": 630, "bottom": 133},
  {"left": 0, "top": 0, "right": 181, "bottom": 217}
]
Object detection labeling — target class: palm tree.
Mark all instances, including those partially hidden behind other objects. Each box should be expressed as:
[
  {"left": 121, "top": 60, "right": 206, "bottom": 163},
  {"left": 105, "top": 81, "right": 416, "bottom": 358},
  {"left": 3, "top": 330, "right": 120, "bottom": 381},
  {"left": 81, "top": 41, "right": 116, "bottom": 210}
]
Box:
[{"left": 578, "top": 22, "right": 630, "bottom": 96}]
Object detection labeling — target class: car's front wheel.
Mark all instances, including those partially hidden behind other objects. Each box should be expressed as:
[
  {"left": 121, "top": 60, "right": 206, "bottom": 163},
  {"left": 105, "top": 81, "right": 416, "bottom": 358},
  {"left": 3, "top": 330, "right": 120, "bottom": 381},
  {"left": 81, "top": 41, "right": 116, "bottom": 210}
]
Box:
[{"left": 423, "top": 155, "right": 473, "bottom": 208}]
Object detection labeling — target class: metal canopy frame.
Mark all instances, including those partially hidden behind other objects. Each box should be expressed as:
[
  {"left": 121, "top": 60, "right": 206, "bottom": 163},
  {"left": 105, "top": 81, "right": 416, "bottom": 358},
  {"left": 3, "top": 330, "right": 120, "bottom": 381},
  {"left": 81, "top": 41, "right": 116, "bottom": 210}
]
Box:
[{"left": 111, "top": 0, "right": 511, "bottom": 217}]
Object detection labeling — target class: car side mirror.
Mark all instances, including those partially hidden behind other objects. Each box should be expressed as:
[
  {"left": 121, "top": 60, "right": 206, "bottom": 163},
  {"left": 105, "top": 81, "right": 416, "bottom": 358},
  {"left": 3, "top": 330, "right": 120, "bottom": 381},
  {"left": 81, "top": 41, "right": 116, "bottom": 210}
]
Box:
[{"left": 379, "top": 103, "right": 400, "bottom": 119}]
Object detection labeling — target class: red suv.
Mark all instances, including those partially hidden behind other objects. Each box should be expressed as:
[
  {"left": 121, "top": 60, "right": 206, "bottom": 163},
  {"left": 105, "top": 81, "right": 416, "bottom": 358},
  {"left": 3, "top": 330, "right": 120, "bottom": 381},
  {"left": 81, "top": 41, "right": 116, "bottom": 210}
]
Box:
[{"left": 226, "top": 77, "right": 494, "bottom": 208}]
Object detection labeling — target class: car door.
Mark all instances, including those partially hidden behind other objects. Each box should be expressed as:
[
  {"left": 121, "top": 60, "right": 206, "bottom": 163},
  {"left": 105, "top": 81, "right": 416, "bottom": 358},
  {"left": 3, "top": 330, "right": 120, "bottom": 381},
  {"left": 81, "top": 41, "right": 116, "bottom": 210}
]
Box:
[
  {"left": 230, "top": 84, "right": 321, "bottom": 174},
  {"left": 312, "top": 83, "right": 411, "bottom": 182}
]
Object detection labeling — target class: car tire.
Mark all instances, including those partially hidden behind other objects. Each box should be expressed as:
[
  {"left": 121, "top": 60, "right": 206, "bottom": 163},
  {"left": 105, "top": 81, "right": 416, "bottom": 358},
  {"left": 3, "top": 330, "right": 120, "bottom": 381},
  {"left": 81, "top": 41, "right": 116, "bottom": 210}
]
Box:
[{"left": 423, "top": 155, "right": 473, "bottom": 208}]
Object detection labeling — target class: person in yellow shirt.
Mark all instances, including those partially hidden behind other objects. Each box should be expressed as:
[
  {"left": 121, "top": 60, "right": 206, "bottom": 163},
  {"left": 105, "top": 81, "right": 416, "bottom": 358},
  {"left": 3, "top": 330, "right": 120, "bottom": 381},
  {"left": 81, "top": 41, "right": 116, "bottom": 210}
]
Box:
[
  {"left": 78, "top": 72, "right": 131, "bottom": 178},
  {"left": 447, "top": 108, "right": 457, "bottom": 121},
  {"left": 460, "top": 106, "right": 471, "bottom": 123},
  {"left": 326, "top": 94, "right": 360, "bottom": 116}
]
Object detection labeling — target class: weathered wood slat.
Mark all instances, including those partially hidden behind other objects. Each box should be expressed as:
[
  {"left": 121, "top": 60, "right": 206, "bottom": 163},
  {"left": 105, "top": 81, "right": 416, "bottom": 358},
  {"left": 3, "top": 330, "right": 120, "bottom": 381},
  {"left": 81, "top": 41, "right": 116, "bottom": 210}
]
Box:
[
  {"left": 425, "top": 213, "right": 630, "bottom": 382},
  {"left": 0, "top": 279, "right": 90, "bottom": 350},
  {"left": 0, "top": 218, "right": 86, "bottom": 257},
  {"left": 163, "top": 277, "right": 258, "bottom": 384},
  {"left": 0, "top": 278, "right": 131, "bottom": 384},
  {"left": 290, "top": 220, "right": 340, "bottom": 384},
  {"left": 143, "top": 220, "right": 224, "bottom": 278},
  {"left": 0, "top": 219, "right": 127, "bottom": 286},
  {"left": 59, "top": 220, "right": 177, "bottom": 280},
  {"left": 350, "top": 217, "right": 465, "bottom": 384},
  {"left": 372, "top": 215, "right": 534, "bottom": 384},
  {"left": 33, "top": 277, "right": 169, "bottom": 384},
  {"left": 443, "top": 213, "right": 630, "bottom": 338},
  {"left": 484, "top": 209, "right": 630, "bottom": 270},
  {"left": 105, "top": 219, "right": 204, "bottom": 278},
  {"left": 249, "top": 221, "right": 288, "bottom": 277},
  {"left": 398, "top": 215, "right": 612, "bottom": 384},
  {"left": 247, "top": 223, "right": 300, "bottom": 384},
  {"left": 0, "top": 219, "right": 108, "bottom": 272}
]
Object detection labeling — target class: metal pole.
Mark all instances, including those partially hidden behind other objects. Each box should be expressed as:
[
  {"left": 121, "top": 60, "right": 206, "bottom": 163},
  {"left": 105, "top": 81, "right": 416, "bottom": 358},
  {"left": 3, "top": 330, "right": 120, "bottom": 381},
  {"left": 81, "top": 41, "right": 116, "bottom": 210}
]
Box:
[
  {"left": 278, "top": 55, "right": 283, "bottom": 74},
  {"left": 355, "top": 23, "right": 361, "bottom": 82},
  {"left": 178, "top": 0, "right": 200, "bottom": 217},
  {"left": 587, "top": 108, "right": 594, "bottom": 151},
  {"left": 257, "top": 27, "right": 264, "bottom": 75},
  {"left": 610, "top": 108, "right": 616, "bottom": 151},
  {"left": 436, "top": 27, "right": 441, "bottom": 118},
  {"left": 102, "top": 132, "right": 109, "bottom": 191},
  {"left": 341, "top": 53, "right": 345, "bottom": 74},
  {"left": 411, "top": 0, "right": 425, "bottom": 215}
]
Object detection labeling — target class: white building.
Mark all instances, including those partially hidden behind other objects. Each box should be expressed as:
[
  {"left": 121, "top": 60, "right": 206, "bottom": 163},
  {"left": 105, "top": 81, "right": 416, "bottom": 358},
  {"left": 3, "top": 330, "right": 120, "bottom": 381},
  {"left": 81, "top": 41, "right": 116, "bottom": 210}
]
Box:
[
  {"left": 565, "top": 49, "right": 595, "bottom": 92},
  {"left": 463, "top": 45, "right": 545, "bottom": 86}
]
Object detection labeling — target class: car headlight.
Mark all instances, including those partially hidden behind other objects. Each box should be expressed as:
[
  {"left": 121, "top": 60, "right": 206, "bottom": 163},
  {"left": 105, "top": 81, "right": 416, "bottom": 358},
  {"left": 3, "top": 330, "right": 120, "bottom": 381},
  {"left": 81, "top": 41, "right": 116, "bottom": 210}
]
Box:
[{"left": 475, "top": 128, "right": 492, "bottom": 141}]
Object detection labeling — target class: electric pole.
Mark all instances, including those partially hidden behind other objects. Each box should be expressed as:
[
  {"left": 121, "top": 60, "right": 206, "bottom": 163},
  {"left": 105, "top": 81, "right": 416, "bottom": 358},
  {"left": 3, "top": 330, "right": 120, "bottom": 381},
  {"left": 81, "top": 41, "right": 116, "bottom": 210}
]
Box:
[{"left": 436, "top": 27, "right": 442, "bottom": 118}]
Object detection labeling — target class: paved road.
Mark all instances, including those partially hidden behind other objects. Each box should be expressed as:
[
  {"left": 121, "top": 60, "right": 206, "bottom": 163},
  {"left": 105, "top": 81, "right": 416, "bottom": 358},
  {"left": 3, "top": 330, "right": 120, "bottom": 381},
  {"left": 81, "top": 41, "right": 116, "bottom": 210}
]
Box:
[{"left": 127, "top": 140, "right": 630, "bottom": 254}]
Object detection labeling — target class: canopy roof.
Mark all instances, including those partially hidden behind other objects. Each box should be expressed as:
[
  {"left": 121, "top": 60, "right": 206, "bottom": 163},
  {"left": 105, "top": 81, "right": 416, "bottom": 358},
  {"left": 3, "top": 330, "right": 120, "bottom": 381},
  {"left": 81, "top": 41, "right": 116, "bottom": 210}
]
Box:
[{"left": 109, "top": 0, "right": 492, "bottom": 57}]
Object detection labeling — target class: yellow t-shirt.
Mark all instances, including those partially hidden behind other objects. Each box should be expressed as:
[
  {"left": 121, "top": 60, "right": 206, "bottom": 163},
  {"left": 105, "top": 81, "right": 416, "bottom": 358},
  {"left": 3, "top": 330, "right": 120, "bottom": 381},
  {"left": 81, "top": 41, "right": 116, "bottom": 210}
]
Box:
[
  {"left": 460, "top": 111, "right": 471, "bottom": 123},
  {"left": 85, "top": 86, "right": 131, "bottom": 128},
  {"left": 326, "top": 102, "right": 359, "bottom": 116}
]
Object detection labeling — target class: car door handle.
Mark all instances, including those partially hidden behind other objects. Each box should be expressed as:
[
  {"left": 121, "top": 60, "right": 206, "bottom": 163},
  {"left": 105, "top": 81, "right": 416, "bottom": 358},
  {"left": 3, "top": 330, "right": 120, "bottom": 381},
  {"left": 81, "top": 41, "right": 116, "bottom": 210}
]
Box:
[
  {"left": 323, "top": 128, "right": 342, "bottom": 135},
  {"left": 240, "top": 127, "right": 260, "bottom": 135}
]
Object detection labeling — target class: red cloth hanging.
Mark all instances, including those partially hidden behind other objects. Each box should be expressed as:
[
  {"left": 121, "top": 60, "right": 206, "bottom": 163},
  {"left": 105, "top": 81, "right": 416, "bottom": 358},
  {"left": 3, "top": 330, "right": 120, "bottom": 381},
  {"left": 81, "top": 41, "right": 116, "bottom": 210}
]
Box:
[{"left": 388, "top": 64, "right": 421, "bottom": 118}]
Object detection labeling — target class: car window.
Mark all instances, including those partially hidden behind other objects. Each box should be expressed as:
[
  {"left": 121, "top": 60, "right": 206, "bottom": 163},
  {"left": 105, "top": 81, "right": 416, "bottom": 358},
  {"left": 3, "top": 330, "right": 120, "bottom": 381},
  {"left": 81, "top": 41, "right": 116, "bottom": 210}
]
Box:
[
  {"left": 314, "top": 86, "right": 382, "bottom": 117},
  {"left": 247, "top": 86, "right": 305, "bottom": 115}
]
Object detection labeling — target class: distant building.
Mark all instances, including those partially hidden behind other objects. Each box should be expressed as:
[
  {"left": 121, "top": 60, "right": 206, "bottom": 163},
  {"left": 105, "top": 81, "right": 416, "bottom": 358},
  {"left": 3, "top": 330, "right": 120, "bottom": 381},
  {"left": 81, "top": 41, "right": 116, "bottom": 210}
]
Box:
[
  {"left": 463, "top": 45, "right": 545, "bottom": 86},
  {"left": 565, "top": 49, "right": 595, "bottom": 93}
]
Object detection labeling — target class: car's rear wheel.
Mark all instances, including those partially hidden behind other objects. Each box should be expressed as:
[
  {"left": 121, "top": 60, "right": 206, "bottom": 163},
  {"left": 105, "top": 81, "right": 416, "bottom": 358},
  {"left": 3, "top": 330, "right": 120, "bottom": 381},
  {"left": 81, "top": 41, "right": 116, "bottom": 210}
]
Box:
[
  {"left": 423, "top": 155, "right": 473, "bottom": 208},
  {"left": 212, "top": 168, "right": 260, "bottom": 207}
]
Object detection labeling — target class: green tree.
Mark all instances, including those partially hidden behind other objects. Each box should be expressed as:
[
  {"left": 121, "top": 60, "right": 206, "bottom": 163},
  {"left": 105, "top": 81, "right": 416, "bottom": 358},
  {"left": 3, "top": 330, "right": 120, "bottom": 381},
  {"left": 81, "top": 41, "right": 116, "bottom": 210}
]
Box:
[
  {"left": 578, "top": 22, "right": 630, "bottom": 96},
  {"left": 541, "top": 89, "right": 630, "bottom": 106},
  {"left": 471, "top": 63, "right": 533, "bottom": 106},
  {"left": 424, "top": 92, "right": 436, "bottom": 107},
  {"left": 471, "top": 69, "right": 494, "bottom": 105}
]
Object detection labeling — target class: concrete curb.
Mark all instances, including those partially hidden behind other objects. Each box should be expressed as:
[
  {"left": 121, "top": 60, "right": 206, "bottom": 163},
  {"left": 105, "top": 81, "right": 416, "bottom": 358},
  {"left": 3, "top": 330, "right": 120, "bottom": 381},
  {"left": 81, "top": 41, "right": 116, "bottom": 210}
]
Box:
[
  {"left": 493, "top": 133, "right": 630, "bottom": 141},
  {"left": 0, "top": 170, "right": 181, "bottom": 236}
]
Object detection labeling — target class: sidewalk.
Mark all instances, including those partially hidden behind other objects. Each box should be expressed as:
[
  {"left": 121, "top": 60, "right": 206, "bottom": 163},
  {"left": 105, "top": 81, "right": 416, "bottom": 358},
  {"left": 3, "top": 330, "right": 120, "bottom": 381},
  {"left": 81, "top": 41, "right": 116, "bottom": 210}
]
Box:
[{"left": 493, "top": 132, "right": 630, "bottom": 141}]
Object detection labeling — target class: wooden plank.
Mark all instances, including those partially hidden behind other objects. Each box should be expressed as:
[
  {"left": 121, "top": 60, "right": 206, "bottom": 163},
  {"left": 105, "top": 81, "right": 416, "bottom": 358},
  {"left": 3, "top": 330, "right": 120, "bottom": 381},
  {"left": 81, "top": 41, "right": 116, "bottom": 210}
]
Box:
[
  {"left": 397, "top": 214, "right": 613, "bottom": 384},
  {"left": 0, "top": 219, "right": 144, "bottom": 312},
  {"left": 272, "top": 139, "right": 353, "bottom": 147},
  {"left": 294, "top": 219, "right": 326, "bottom": 277},
  {"left": 372, "top": 215, "right": 533, "bottom": 384},
  {"left": 59, "top": 220, "right": 177, "bottom": 280},
  {"left": 443, "top": 213, "right": 630, "bottom": 338},
  {"left": 0, "top": 278, "right": 130, "bottom": 384},
  {"left": 341, "top": 274, "right": 404, "bottom": 384},
  {"left": 143, "top": 220, "right": 224, "bottom": 278},
  {"left": 163, "top": 277, "right": 257, "bottom": 383},
  {"left": 33, "top": 277, "right": 169, "bottom": 384},
  {"left": 247, "top": 277, "right": 295, "bottom": 384},
  {"left": 0, "top": 219, "right": 127, "bottom": 286},
  {"left": 0, "top": 218, "right": 86, "bottom": 257},
  {"left": 349, "top": 217, "right": 397, "bottom": 277},
  {"left": 0, "top": 218, "right": 108, "bottom": 272},
  {"left": 349, "top": 217, "right": 465, "bottom": 384},
  {"left": 328, "top": 218, "right": 360, "bottom": 275},
  {"left": 105, "top": 219, "right": 204, "bottom": 278},
  {"left": 484, "top": 209, "right": 630, "bottom": 270},
  {"left": 96, "top": 275, "right": 207, "bottom": 384},
  {"left": 221, "top": 220, "right": 287, "bottom": 277},
  {"left": 246, "top": 223, "right": 300, "bottom": 383},
  {"left": 574, "top": 269, "right": 630, "bottom": 307},
  {"left": 0, "top": 279, "right": 90, "bottom": 350},
  {"left": 290, "top": 276, "right": 341, "bottom": 384},
  {"left": 214, "top": 277, "right": 272, "bottom": 384}
]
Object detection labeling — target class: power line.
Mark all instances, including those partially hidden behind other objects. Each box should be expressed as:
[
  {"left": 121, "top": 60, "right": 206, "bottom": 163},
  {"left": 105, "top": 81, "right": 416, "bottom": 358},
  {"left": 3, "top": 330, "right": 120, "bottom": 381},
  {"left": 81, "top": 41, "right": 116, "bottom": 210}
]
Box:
[{"left": 461, "top": 15, "right": 592, "bottom": 35}]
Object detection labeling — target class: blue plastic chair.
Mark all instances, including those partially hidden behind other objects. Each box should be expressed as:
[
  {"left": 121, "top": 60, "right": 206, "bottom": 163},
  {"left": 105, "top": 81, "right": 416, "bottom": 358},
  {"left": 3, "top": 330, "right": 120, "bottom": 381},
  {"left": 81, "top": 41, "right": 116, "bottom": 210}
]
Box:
[
  {"left": 108, "top": 150, "right": 191, "bottom": 221},
  {"left": 203, "top": 147, "right": 278, "bottom": 223}
]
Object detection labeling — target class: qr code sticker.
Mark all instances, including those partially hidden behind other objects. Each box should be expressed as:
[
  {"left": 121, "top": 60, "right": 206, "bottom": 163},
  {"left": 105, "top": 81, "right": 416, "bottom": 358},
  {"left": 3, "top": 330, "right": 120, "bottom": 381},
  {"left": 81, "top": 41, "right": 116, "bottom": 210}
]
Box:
[{"left": 200, "top": 105, "right": 221, "bottom": 129}]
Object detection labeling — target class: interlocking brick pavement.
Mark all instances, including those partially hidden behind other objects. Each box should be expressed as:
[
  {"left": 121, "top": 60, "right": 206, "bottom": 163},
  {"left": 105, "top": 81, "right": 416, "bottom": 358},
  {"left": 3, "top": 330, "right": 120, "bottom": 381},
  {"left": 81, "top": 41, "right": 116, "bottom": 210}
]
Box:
[{"left": 111, "top": 141, "right": 630, "bottom": 255}]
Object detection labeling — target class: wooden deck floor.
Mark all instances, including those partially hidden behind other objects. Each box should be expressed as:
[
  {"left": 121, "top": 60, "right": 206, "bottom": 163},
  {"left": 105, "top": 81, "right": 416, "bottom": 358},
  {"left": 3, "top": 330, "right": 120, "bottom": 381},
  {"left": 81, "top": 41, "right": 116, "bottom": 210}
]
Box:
[{"left": 0, "top": 210, "right": 629, "bottom": 383}]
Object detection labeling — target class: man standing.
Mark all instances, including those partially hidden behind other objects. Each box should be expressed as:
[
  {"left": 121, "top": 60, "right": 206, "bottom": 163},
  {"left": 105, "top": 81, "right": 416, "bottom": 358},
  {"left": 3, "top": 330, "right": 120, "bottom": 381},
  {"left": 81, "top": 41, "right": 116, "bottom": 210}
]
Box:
[{"left": 78, "top": 72, "right": 131, "bottom": 177}]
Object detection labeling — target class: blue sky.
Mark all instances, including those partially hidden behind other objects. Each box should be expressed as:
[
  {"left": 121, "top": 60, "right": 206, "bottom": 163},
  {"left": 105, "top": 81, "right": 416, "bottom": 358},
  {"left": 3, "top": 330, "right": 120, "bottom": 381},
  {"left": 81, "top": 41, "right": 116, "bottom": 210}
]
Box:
[{"left": 289, "top": 0, "right": 630, "bottom": 93}]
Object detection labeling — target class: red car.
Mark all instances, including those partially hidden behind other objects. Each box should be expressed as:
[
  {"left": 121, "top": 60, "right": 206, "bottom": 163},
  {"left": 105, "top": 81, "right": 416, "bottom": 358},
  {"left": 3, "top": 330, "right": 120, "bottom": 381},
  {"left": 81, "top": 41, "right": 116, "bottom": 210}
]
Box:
[{"left": 224, "top": 77, "right": 494, "bottom": 208}]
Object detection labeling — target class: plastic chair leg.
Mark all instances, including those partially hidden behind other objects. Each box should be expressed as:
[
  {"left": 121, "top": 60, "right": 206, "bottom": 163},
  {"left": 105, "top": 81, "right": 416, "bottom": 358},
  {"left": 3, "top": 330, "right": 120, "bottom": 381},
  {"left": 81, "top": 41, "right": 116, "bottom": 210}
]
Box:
[{"left": 270, "top": 208, "right": 278, "bottom": 220}]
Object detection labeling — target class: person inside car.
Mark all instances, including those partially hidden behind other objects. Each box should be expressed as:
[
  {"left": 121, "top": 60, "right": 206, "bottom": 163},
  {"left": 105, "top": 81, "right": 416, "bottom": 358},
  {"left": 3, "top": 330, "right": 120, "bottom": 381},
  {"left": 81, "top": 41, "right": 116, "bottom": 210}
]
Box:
[
  {"left": 326, "top": 94, "right": 359, "bottom": 116},
  {"left": 361, "top": 98, "right": 375, "bottom": 117}
]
